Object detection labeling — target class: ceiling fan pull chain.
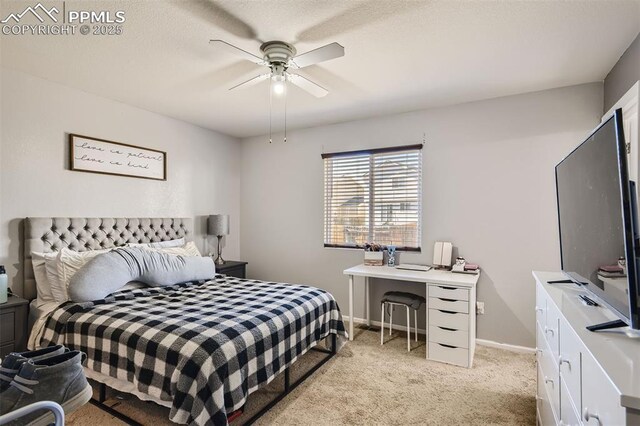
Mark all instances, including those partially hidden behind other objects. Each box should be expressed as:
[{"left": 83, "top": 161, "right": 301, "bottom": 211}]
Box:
[
  {"left": 269, "top": 76, "right": 273, "bottom": 144},
  {"left": 284, "top": 78, "right": 288, "bottom": 143}
]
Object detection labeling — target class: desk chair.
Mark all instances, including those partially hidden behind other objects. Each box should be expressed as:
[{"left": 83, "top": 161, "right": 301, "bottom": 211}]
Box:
[{"left": 380, "top": 291, "right": 425, "bottom": 351}]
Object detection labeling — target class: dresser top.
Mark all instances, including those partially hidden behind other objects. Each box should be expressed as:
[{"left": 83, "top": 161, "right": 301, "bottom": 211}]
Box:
[
  {"left": 533, "top": 271, "right": 640, "bottom": 410},
  {"left": 345, "top": 264, "right": 479, "bottom": 288}
]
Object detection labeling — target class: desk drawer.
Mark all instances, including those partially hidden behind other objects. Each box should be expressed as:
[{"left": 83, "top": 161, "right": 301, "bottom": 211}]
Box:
[
  {"left": 429, "top": 325, "right": 468, "bottom": 348},
  {"left": 429, "top": 285, "right": 469, "bottom": 301},
  {"left": 429, "top": 309, "right": 469, "bottom": 330},
  {"left": 428, "top": 342, "right": 469, "bottom": 367},
  {"left": 429, "top": 297, "right": 468, "bottom": 314}
]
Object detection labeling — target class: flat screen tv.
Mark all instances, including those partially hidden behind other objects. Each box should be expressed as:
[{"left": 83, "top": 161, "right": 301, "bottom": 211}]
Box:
[{"left": 555, "top": 109, "right": 640, "bottom": 331}]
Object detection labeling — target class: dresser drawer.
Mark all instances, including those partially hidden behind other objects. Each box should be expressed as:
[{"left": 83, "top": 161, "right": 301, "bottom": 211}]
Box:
[
  {"left": 429, "top": 285, "right": 469, "bottom": 301},
  {"left": 545, "top": 299, "right": 560, "bottom": 359},
  {"left": 221, "top": 267, "right": 245, "bottom": 279},
  {"left": 559, "top": 317, "right": 582, "bottom": 410},
  {"left": 1, "top": 343, "right": 14, "bottom": 357},
  {"left": 428, "top": 342, "right": 469, "bottom": 367},
  {"left": 428, "top": 325, "right": 468, "bottom": 348},
  {"left": 535, "top": 282, "right": 547, "bottom": 328},
  {"left": 537, "top": 322, "right": 559, "bottom": 418},
  {"left": 537, "top": 365, "right": 558, "bottom": 426},
  {"left": 582, "top": 353, "right": 625, "bottom": 425},
  {"left": 560, "top": 380, "right": 581, "bottom": 426},
  {"left": 429, "top": 297, "right": 468, "bottom": 314},
  {"left": 0, "top": 312, "right": 15, "bottom": 344},
  {"left": 429, "top": 309, "right": 469, "bottom": 330}
]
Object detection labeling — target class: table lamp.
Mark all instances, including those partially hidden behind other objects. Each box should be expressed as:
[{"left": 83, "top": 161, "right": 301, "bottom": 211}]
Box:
[{"left": 208, "top": 214, "right": 229, "bottom": 265}]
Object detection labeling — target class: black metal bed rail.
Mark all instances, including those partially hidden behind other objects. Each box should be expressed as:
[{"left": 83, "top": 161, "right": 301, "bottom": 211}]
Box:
[
  {"left": 241, "top": 334, "right": 338, "bottom": 425},
  {"left": 88, "top": 333, "right": 338, "bottom": 426}
]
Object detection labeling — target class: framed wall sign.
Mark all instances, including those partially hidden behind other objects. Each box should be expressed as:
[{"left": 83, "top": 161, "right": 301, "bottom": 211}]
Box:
[{"left": 69, "top": 134, "right": 167, "bottom": 181}]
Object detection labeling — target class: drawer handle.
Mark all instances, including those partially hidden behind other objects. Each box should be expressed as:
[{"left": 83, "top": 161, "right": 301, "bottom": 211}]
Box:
[
  {"left": 544, "top": 376, "right": 554, "bottom": 388},
  {"left": 583, "top": 408, "right": 600, "bottom": 423},
  {"left": 438, "top": 343, "right": 457, "bottom": 349},
  {"left": 439, "top": 286, "right": 457, "bottom": 290},
  {"left": 544, "top": 326, "right": 555, "bottom": 336},
  {"left": 535, "top": 306, "right": 544, "bottom": 313},
  {"left": 559, "top": 356, "right": 571, "bottom": 370},
  {"left": 437, "top": 326, "right": 456, "bottom": 331},
  {"left": 438, "top": 298, "right": 457, "bottom": 302},
  {"left": 438, "top": 310, "right": 457, "bottom": 315}
]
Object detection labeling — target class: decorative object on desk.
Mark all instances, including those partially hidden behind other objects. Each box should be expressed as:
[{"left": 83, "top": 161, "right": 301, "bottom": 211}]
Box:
[
  {"left": 0, "top": 265, "right": 7, "bottom": 304},
  {"left": 451, "top": 257, "right": 466, "bottom": 273},
  {"left": 364, "top": 243, "right": 384, "bottom": 266},
  {"left": 387, "top": 245, "right": 397, "bottom": 267},
  {"left": 208, "top": 214, "right": 230, "bottom": 265},
  {"left": 69, "top": 134, "right": 167, "bottom": 181},
  {"left": 432, "top": 241, "right": 453, "bottom": 269}
]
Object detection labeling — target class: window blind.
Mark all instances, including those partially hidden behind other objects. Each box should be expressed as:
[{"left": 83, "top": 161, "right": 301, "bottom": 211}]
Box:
[{"left": 323, "top": 144, "right": 422, "bottom": 251}]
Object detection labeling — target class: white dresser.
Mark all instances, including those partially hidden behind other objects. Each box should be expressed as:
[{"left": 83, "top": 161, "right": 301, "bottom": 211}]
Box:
[
  {"left": 344, "top": 265, "right": 479, "bottom": 367},
  {"left": 534, "top": 271, "right": 640, "bottom": 425}
]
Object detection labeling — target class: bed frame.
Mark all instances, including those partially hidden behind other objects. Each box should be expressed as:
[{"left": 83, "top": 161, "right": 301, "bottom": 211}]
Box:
[{"left": 22, "top": 217, "right": 337, "bottom": 425}]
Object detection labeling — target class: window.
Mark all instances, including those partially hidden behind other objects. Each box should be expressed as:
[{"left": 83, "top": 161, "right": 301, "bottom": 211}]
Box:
[{"left": 323, "top": 144, "right": 422, "bottom": 251}]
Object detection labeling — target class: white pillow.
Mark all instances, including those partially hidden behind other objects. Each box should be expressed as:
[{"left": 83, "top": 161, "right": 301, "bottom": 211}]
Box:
[
  {"left": 31, "top": 251, "right": 59, "bottom": 306},
  {"left": 127, "top": 238, "right": 185, "bottom": 249},
  {"left": 137, "top": 241, "right": 201, "bottom": 257},
  {"left": 55, "top": 248, "right": 112, "bottom": 301}
]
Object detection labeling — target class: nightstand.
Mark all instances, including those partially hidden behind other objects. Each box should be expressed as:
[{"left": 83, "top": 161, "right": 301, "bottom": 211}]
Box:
[
  {"left": 1, "top": 295, "right": 29, "bottom": 357},
  {"left": 215, "top": 261, "right": 248, "bottom": 279}
]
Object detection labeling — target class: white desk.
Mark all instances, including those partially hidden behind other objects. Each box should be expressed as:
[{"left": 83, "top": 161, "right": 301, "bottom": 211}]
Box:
[{"left": 343, "top": 264, "right": 480, "bottom": 367}]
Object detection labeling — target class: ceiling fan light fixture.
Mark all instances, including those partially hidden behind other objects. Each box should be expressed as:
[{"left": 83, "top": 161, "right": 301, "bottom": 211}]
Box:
[{"left": 272, "top": 80, "right": 285, "bottom": 95}]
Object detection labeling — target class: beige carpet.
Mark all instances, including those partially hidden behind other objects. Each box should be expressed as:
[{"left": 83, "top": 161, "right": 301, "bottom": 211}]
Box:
[{"left": 67, "top": 326, "right": 536, "bottom": 425}]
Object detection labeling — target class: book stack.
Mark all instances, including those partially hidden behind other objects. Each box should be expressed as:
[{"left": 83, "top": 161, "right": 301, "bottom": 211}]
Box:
[
  {"left": 598, "top": 265, "right": 625, "bottom": 278},
  {"left": 452, "top": 263, "right": 480, "bottom": 275}
]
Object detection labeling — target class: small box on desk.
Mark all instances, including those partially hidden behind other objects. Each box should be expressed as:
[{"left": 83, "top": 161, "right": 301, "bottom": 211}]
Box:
[{"left": 364, "top": 251, "right": 384, "bottom": 266}]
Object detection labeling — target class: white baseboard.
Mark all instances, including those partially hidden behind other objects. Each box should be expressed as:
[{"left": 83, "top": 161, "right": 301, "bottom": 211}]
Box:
[
  {"left": 475, "top": 339, "right": 535, "bottom": 354},
  {"left": 343, "top": 315, "right": 536, "bottom": 354}
]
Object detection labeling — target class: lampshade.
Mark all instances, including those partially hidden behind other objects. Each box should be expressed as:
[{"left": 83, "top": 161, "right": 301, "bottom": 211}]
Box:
[{"left": 208, "top": 214, "right": 230, "bottom": 236}]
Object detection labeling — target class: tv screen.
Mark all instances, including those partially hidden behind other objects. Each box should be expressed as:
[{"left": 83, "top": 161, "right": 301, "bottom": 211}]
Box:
[{"left": 556, "top": 109, "right": 639, "bottom": 329}]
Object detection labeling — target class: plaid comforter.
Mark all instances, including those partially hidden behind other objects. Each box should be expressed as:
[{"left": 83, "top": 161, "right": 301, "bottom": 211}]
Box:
[{"left": 38, "top": 275, "right": 347, "bottom": 425}]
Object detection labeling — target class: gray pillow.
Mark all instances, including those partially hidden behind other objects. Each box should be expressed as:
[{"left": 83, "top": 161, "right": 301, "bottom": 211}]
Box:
[{"left": 68, "top": 247, "right": 216, "bottom": 302}]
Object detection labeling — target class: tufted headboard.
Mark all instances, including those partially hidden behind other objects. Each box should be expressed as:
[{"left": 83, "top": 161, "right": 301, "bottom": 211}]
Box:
[{"left": 22, "top": 217, "right": 193, "bottom": 301}]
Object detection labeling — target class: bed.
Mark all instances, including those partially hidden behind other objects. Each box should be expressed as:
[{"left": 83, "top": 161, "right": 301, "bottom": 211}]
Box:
[{"left": 22, "top": 217, "right": 347, "bottom": 425}]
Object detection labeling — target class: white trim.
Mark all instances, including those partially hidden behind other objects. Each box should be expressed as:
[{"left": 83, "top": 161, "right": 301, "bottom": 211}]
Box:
[
  {"left": 344, "top": 315, "right": 536, "bottom": 353},
  {"left": 603, "top": 80, "right": 639, "bottom": 121},
  {"left": 475, "top": 339, "right": 535, "bottom": 354}
]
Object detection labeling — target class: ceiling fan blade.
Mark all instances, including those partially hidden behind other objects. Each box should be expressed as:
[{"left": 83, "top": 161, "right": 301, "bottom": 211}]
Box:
[
  {"left": 288, "top": 73, "right": 328, "bottom": 98},
  {"left": 229, "top": 73, "right": 270, "bottom": 91},
  {"left": 291, "top": 42, "right": 344, "bottom": 69},
  {"left": 209, "top": 40, "right": 265, "bottom": 65}
]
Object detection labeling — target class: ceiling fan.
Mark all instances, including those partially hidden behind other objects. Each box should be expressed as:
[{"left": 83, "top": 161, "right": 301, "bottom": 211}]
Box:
[{"left": 209, "top": 39, "right": 345, "bottom": 98}]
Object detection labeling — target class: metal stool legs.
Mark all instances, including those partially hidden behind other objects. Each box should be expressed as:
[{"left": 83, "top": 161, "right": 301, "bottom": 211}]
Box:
[{"left": 381, "top": 301, "right": 417, "bottom": 352}]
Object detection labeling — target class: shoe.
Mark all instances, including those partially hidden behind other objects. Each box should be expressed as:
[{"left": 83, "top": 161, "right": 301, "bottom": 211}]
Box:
[
  {"left": 0, "top": 351, "right": 92, "bottom": 426},
  {"left": 0, "top": 346, "right": 66, "bottom": 392}
]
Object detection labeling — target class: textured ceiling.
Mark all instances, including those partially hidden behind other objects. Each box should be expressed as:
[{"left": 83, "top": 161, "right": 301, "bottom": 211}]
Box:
[{"left": 1, "top": 0, "right": 639, "bottom": 138}]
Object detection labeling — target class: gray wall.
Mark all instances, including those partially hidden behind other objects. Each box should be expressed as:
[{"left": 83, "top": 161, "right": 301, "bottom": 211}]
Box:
[
  {"left": 240, "top": 83, "right": 603, "bottom": 348},
  {"left": 0, "top": 68, "right": 241, "bottom": 296},
  {"left": 604, "top": 33, "right": 640, "bottom": 111}
]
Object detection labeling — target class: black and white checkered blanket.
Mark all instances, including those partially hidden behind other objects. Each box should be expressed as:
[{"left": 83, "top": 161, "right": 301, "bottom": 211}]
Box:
[{"left": 38, "top": 275, "right": 347, "bottom": 425}]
